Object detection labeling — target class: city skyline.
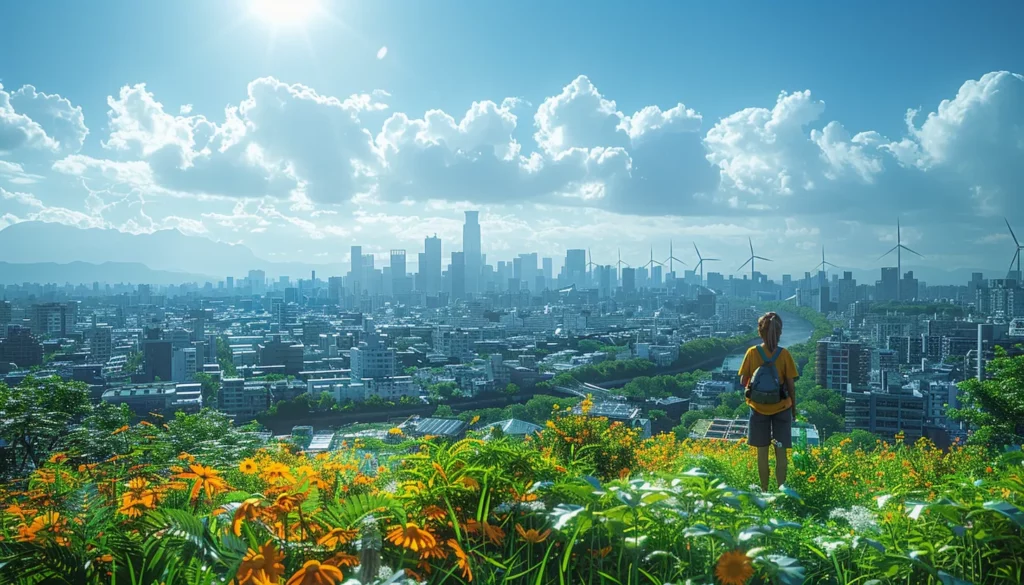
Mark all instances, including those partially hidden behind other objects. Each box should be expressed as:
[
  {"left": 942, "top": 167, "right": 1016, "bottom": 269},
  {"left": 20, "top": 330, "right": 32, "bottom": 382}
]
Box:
[{"left": 1, "top": 1, "right": 1023, "bottom": 279}]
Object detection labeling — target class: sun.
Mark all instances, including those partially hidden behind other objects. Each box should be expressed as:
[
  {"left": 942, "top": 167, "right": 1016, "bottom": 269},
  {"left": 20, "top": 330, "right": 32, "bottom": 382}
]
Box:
[{"left": 249, "top": 0, "right": 320, "bottom": 28}]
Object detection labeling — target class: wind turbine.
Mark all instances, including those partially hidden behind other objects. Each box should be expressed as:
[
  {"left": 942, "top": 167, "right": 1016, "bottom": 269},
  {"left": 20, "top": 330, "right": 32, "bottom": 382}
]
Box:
[
  {"left": 812, "top": 245, "right": 839, "bottom": 283},
  {"left": 693, "top": 242, "right": 720, "bottom": 287},
  {"left": 737, "top": 237, "right": 772, "bottom": 282},
  {"left": 616, "top": 248, "right": 630, "bottom": 283},
  {"left": 1005, "top": 218, "right": 1023, "bottom": 280},
  {"left": 586, "top": 248, "right": 599, "bottom": 286},
  {"left": 878, "top": 218, "right": 923, "bottom": 302},
  {"left": 664, "top": 240, "right": 688, "bottom": 277}
]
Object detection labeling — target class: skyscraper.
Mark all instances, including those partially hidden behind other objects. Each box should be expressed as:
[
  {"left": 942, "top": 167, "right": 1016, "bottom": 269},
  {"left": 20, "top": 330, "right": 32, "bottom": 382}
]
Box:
[
  {"left": 463, "top": 211, "right": 481, "bottom": 295},
  {"left": 349, "top": 246, "right": 363, "bottom": 296},
  {"left": 424, "top": 235, "right": 442, "bottom": 294},
  {"left": 621, "top": 268, "right": 636, "bottom": 293},
  {"left": 542, "top": 257, "right": 554, "bottom": 288},
  {"left": 565, "top": 249, "right": 586, "bottom": 287},
  {"left": 451, "top": 252, "right": 466, "bottom": 301},
  {"left": 879, "top": 267, "right": 898, "bottom": 301}
]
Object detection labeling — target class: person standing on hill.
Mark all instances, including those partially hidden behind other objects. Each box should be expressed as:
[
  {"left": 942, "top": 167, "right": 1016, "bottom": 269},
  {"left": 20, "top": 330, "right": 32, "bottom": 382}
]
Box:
[{"left": 738, "top": 312, "right": 798, "bottom": 492}]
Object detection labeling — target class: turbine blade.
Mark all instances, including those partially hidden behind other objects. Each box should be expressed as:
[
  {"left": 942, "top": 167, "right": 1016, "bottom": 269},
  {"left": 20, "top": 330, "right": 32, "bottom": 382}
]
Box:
[
  {"left": 693, "top": 241, "right": 701, "bottom": 259},
  {"left": 705, "top": 258, "right": 720, "bottom": 262},
  {"left": 1006, "top": 217, "right": 1020, "bottom": 247},
  {"left": 878, "top": 245, "right": 899, "bottom": 260},
  {"left": 900, "top": 245, "right": 924, "bottom": 258},
  {"left": 738, "top": 258, "right": 752, "bottom": 271},
  {"left": 754, "top": 256, "right": 773, "bottom": 262},
  {"left": 1010, "top": 250, "right": 1019, "bottom": 272},
  {"left": 749, "top": 237, "right": 754, "bottom": 255}
]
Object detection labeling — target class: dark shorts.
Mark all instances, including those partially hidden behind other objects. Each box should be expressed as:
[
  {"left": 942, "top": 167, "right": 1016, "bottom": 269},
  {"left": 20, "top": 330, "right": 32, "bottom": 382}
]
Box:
[{"left": 748, "top": 408, "right": 793, "bottom": 448}]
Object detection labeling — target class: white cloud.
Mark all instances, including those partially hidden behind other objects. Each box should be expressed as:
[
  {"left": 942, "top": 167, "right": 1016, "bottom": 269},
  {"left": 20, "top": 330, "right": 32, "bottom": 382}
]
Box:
[{"left": 377, "top": 46, "right": 388, "bottom": 60}]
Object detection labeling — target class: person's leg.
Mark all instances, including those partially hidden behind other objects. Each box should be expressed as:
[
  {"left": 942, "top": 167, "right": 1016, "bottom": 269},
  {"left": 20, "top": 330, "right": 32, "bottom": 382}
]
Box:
[
  {"left": 774, "top": 445, "right": 788, "bottom": 488},
  {"left": 757, "top": 446, "right": 770, "bottom": 491},
  {"left": 748, "top": 410, "right": 771, "bottom": 490},
  {"left": 771, "top": 410, "right": 794, "bottom": 488}
]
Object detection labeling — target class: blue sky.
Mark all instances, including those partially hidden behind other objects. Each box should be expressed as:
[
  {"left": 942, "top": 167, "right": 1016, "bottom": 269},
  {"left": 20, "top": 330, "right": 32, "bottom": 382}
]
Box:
[{"left": 2, "top": 0, "right": 1023, "bottom": 280}]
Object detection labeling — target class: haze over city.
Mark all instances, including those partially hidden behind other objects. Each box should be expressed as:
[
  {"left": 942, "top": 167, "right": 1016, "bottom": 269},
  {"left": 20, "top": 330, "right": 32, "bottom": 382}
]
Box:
[{"left": 1, "top": 0, "right": 1023, "bottom": 284}]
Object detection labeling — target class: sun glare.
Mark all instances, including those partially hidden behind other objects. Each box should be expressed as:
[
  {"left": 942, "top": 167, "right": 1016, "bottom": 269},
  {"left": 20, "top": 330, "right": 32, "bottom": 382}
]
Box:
[{"left": 250, "top": 0, "right": 319, "bottom": 27}]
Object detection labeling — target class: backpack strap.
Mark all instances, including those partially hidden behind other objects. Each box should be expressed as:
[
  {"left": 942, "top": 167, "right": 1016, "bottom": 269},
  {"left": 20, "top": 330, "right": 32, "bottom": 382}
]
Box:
[
  {"left": 771, "top": 347, "right": 782, "bottom": 362},
  {"left": 755, "top": 345, "right": 769, "bottom": 362}
]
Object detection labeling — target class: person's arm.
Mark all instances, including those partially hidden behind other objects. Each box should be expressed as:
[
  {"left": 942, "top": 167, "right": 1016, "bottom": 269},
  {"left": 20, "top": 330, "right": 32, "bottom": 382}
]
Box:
[
  {"left": 787, "top": 378, "right": 796, "bottom": 415},
  {"left": 738, "top": 349, "right": 752, "bottom": 395}
]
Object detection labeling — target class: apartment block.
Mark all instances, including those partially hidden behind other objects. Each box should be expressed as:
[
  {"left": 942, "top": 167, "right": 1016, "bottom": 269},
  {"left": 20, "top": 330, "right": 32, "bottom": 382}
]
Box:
[
  {"left": 844, "top": 388, "right": 925, "bottom": 442},
  {"left": 815, "top": 338, "right": 870, "bottom": 391}
]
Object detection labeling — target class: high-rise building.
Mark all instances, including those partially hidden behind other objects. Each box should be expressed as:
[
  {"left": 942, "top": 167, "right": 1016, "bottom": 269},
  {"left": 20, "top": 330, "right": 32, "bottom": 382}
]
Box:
[
  {"left": 226, "top": 276, "right": 234, "bottom": 292},
  {"left": 450, "top": 252, "right": 466, "bottom": 301},
  {"left": 423, "top": 235, "right": 442, "bottom": 294},
  {"left": 31, "top": 302, "right": 77, "bottom": 337},
  {"left": 845, "top": 388, "right": 925, "bottom": 442},
  {"left": 349, "top": 245, "right": 363, "bottom": 296},
  {"left": 328, "top": 276, "right": 344, "bottom": 304},
  {"left": 0, "top": 301, "right": 11, "bottom": 327},
  {"left": 900, "top": 271, "right": 919, "bottom": 301},
  {"left": 171, "top": 347, "right": 198, "bottom": 383},
  {"left": 651, "top": 265, "right": 662, "bottom": 288},
  {"left": 621, "top": 268, "right": 636, "bottom": 293},
  {"left": 878, "top": 267, "right": 898, "bottom": 301},
  {"left": 976, "top": 278, "right": 1024, "bottom": 318},
  {"left": 542, "top": 257, "right": 554, "bottom": 288},
  {"left": 143, "top": 338, "right": 172, "bottom": 383},
  {"left": 519, "top": 253, "right": 538, "bottom": 290},
  {"left": 815, "top": 339, "right": 870, "bottom": 391},
  {"left": 0, "top": 325, "right": 44, "bottom": 368},
  {"left": 247, "top": 270, "right": 266, "bottom": 295},
  {"left": 463, "top": 211, "right": 481, "bottom": 295},
  {"left": 87, "top": 325, "right": 113, "bottom": 364},
  {"left": 565, "top": 249, "right": 586, "bottom": 287},
  {"left": 350, "top": 334, "right": 398, "bottom": 379}
]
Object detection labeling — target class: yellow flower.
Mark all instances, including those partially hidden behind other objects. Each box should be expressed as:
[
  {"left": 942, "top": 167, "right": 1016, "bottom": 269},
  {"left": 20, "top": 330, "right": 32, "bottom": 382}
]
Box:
[
  {"left": 386, "top": 522, "right": 436, "bottom": 552},
  {"left": 111, "top": 425, "right": 130, "bottom": 436},
  {"left": 239, "top": 459, "right": 258, "bottom": 475},
  {"left": 448, "top": 539, "right": 473, "bottom": 582},
  {"left": 174, "top": 464, "right": 229, "bottom": 503},
  {"left": 387, "top": 427, "right": 403, "bottom": 436},
  {"left": 515, "top": 524, "right": 551, "bottom": 543},
  {"left": 715, "top": 549, "right": 754, "bottom": 585},
  {"left": 232, "top": 498, "right": 263, "bottom": 537},
  {"left": 234, "top": 540, "right": 285, "bottom": 585},
  {"left": 285, "top": 560, "right": 344, "bottom": 585},
  {"left": 470, "top": 415, "right": 480, "bottom": 425},
  {"left": 419, "top": 544, "right": 449, "bottom": 560},
  {"left": 263, "top": 462, "right": 295, "bottom": 485}
]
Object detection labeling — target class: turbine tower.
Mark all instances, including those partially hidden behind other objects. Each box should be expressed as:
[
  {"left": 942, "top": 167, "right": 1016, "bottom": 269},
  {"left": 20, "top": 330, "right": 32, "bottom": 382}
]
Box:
[
  {"left": 737, "top": 237, "right": 772, "bottom": 283},
  {"left": 586, "top": 248, "right": 599, "bottom": 285},
  {"left": 878, "top": 218, "right": 923, "bottom": 302},
  {"left": 693, "top": 242, "right": 719, "bottom": 287},
  {"left": 1005, "top": 218, "right": 1023, "bottom": 280},
  {"left": 812, "top": 245, "right": 839, "bottom": 284},
  {"left": 616, "top": 248, "right": 630, "bottom": 282},
  {"left": 664, "top": 240, "right": 688, "bottom": 276}
]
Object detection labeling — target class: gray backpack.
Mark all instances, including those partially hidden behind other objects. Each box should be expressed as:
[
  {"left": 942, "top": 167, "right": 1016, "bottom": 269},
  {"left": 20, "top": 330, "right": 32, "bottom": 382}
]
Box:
[{"left": 749, "top": 346, "right": 784, "bottom": 405}]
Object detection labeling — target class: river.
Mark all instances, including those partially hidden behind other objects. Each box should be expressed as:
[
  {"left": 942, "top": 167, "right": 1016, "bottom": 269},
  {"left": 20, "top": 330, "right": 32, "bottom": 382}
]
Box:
[{"left": 719, "top": 311, "right": 815, "bottom": 373}]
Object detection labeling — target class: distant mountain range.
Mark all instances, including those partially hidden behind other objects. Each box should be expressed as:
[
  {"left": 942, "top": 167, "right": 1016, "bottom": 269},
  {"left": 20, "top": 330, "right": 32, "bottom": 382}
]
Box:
[
  {"left": 0, "top": 261, "right": 214, "bottom": 286},
  {"left": 0, "top": 221, "right": 1010, "bottom": 287},
  {"left": 0, "top": 221, "right": 340, "bottom": 278}
]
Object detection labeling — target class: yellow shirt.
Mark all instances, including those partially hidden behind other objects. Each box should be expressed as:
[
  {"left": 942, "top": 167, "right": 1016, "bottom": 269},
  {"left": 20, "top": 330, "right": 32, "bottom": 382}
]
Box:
[{"left": 738, "top": 345, "right": 798, "bottom": 416}]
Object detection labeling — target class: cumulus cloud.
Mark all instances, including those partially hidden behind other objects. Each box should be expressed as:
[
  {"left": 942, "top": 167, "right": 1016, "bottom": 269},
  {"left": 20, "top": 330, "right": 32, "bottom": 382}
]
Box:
[{"left": 377, "top": 46, "right": 388, "bottom": 60}]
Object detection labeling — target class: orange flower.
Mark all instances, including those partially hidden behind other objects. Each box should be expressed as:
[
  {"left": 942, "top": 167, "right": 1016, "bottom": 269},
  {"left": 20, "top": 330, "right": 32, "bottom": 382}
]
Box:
[
  {"left": 421, "top": 505, "right": 447, "bottom": 521},
  {"left": 324, "top": 552, "right": 360, "bottom": 568},
  {"left": 715, "top": 549, "right": 754, "bottom": 585},
  {"left": 177, "top": 452, "right": 195, "bottom": 462},
  {"left": 448, "top": 539, "right": 473, "bottom": 582},
  {"left": 233, "top": 498, "right": 263, "bottom": 537},
  {"left": 47, "top": 452, "right": 68, "bottom": 464},
  {"left": 419, "top": 544, "right": 449, "bottom": 560},
  {"left": 482, "top": 521, "right": 505, "bottom": 545},
  {"left": 386, "top": 522, "right": 436, "bottom": 552},
  {"left": 174, "top": 464, "right": 228, "bottom": 503},
  {"left": 318, "top": 527, "right": 359, "bottom": 548},
  {"left": 985, "top": 466, "right": 994, "bottom": 474},
  {"left": 233, "top": 541, "right": 285, "bottom": 585},
  {"left": 119, "top": 491, "right": 157, "bottom": 518},
  {"left": 807, "top": 475, "right": 817, "bottom": 483},
  {"left": 111, "top": 425, "right": 130, "bottom": 436},
  {"left": 239, "top": 458, "right": 258, "bottom": 475},
  {"left": 515, "top": 524, "right": 551, "bottom": 544},
  {"left": 285, "top": 560, "right": 344, "bottom": 585}
]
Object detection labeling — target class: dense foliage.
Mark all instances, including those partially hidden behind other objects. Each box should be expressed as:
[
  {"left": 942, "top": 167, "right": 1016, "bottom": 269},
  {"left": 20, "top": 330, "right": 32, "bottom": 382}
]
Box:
[
  {"left": 950, "top": 346, "right": 1024, "bottom": 449},
  {"left": 1, "top": 376, "right": 1022, "bottom": 585}
]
